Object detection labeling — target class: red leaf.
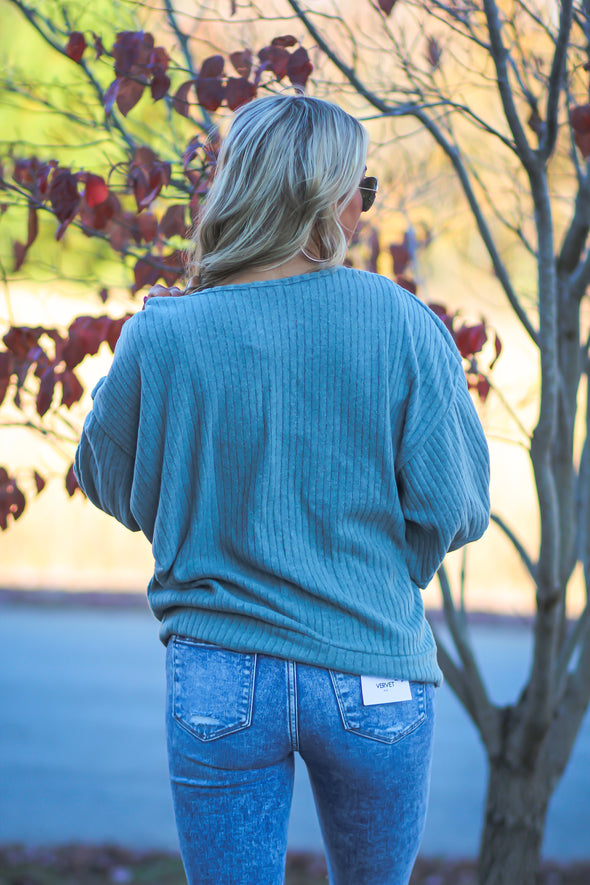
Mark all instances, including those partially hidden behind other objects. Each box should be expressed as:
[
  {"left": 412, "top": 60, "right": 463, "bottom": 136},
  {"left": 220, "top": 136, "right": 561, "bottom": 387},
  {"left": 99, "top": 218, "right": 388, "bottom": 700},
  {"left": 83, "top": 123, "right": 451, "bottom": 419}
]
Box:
[
  {"left": 287, "top": 47, "right": 313, "bottom": 88},
  {"left": 0, "top": 468, "right": 26, "bottom": 530},
  {"left": 128, "top": 149, "right": 171, "bottom": 211},
  {"left": 79, "top": 191, "right": 118, "bottom": 231},
  {"left": 230, "top": 50, "right": 253, "bottom": 78},
  {"left": 62, "top": 315, "right": 112, "bottom": 369},
  {"left": 226, "top": 77, "right": 257, "bottom": 111},
  {"left": 60, "top": 369, "right": 84, "bottom": 408},
  {"left": 472, "top": 376, "right": 491, "bottom": 403},
  {"left": 34, "top": 471, "right": 46, "bottom": 494},
  {"left": 160, "top": 250, "right": 184, "bottom": 287},
  {"left": 13, "top": 242, "right": 27, "bottom": 272},
  {"left": 426, "top": 36, "right": 442, "bottom": 70},
  {"left": 378, "top": 0, "right": 399, "bottom": 14},
  {"left": 396, "top": 275, "right": 416, "bottom": 294},
  {"left": 65, "top": 464, "right": 81, "bottom": 498},
  {"left": 66, "top": 32, "right": 86, "bottom": 63},
  {"left": 569, "top": 104, "right": 590, "bottom": 134},
  {"left": 574, "top": 131, "right": 590, "bottom": 158},
  {"left": 271, "top": 35, "right": 298, "bottom": 48},
  {"left": 390, "top": 242, "right": 411, "bottom": 275},
  {"left": 150, "top": 67, "right": 171, "bottom": 101},
  {"left": 113, "top": 31, "right": 154, "bottom": 76},
  {"left": 200, "top": 55, "right": 225, "bottom": 78},
  {"left": 173, "top": 80, "right": 195, "bottom": 117},
  {"left": 196, "top": 77, "right": 225, "bottom": 112},
  {"left": 455, "top": 322, "right": 487, "bottom": 358},
  {"left": 258, "top": 45, "right": 289, "bottom": 81},
  {"left": 48, "top": 169, "right": 80, "bottom": 224},
  {"left": 36, "top": 367, "right": 56, "bottom": 417},
  {"left": 159, "top": 204, "right": 187, "bottom": 238},
  {"left": 0, "top": 351, "right": 13, "bottom": 380},
  {"left": 116, "top": 77, "right": 145, "bottom": 116},
  {"left": 0, "top": 352, "right": 13, "bottom": 407},
  {"left": 133, "top": 257, "right": 160, "bottom": 293},
  {"left": 105, "top": 315, "right": 131, "bottom": 352},
  {"left": 83, "top": 173, "right": 109, "bottom": 207},
  {"left": 490, "top": 332, "right": 502, "bottom": 368},
  {"left": 137, "top": 211, "right": 158, "bottom": 242},
  {"left": 3, "top": 326, "right": 45, "bottom": 358},
  {"left": 149, "top": 47, "right": 169, "bottom": 71}
]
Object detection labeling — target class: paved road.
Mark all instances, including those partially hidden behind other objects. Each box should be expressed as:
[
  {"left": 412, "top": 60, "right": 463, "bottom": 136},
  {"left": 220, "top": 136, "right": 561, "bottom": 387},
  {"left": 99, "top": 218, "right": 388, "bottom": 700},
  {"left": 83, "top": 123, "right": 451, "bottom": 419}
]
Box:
[{"left": 1, "top": 600, "right": 589, "bottom": 859}]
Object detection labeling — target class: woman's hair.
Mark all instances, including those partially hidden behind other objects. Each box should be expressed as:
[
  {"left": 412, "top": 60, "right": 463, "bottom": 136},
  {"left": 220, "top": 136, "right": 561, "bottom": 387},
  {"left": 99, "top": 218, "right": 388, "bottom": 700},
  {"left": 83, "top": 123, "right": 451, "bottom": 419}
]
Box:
[{"left": 185, "top": 94, "right": 368, "bottom": 291}]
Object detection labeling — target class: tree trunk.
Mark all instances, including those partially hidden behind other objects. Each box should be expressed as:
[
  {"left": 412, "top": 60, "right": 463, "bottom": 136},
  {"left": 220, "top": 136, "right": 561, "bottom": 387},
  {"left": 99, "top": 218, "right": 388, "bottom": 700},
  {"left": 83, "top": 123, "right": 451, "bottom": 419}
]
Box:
[{"left": 478, "top": 759, "right": 551, "bottom": 885}]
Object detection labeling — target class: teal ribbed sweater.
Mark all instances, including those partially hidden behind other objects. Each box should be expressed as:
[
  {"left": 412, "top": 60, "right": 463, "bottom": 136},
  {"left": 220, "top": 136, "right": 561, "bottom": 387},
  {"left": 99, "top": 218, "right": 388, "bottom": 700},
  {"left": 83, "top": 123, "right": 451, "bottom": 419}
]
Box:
[{"left": 75, "top": 267, "right": 489, "bottom": 684}]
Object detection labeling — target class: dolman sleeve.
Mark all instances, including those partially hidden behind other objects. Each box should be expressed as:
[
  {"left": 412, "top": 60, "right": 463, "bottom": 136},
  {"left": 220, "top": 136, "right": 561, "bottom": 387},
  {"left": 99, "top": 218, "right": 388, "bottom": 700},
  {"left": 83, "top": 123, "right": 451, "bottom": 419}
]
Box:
[
  {"left": 394, "top": 302, "right": 490, "bottom": 588},
  {"left": 74, "top": 315, "right": 142, "bottom": 532}
]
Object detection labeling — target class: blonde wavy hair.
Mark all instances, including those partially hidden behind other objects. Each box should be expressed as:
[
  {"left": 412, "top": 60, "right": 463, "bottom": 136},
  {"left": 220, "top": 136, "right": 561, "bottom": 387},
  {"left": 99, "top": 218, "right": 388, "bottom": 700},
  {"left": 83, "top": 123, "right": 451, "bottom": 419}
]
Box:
[{"left": 185, "top": 94, "right": 368, "bottom": 291}]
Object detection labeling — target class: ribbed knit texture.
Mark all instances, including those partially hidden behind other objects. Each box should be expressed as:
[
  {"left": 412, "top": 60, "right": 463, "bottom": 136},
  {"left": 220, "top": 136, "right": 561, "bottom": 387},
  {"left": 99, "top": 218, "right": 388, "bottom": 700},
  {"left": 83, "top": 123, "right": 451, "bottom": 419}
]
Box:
[{"left": 75, "top": 267, "right": 490, "bottom": 684}]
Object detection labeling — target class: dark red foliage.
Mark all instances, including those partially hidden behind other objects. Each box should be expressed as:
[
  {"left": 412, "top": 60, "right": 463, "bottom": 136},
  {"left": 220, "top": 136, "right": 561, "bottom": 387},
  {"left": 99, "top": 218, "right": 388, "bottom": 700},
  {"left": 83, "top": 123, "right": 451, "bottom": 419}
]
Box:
[
  {"left": 113, "top": 77, "right": 146, "bottom": 116},
  {"left": 82, "top": 173, "right": 109, "bottom": 207},
  {"left": 200, "top": 55, "right": 225, "bottom": 78},
  {"left": 196, "top": 77, "right": 226, "bottom": 112},
  {"left": 271, "top": 35, "right": 298, "bottom": 48},
  {"left": 65, "top": 464, "right": 82, "bottom": 497},
  {"left": 62, "top": 315, "right": 129, "bottom": 369},
  {"left": 48, "top": 169, "right": 80, "bottom": 226},
  {"left": 426, "top": 36, "right": 442, "bottom": 70},
  {"left": 258, "top": 45, "right": 290, "bottom": 81},
  {"left": 0, "top": 468, "right": 26, "bottom": 530},
  {"left": 36, "top": 367, "right": 56, "bottom": 417},
  {"left": 159, "top": 205, "right": 187, "bottom": 238},
  {"left": 128, "top": 147, "right": 171, "bottom": 211},
  {"left": 33, "top": 471, "right": 46, "bottom": 494},
  {"left": 112, "top": 31, "right": 154, "bottom": 76},
  {"left": 455, "top": 321, "right": 487, "bottom": 358},
  {"left": 150, "top": 67, "right": 171, "bottom": 101},
  {"left": 226, "top": 77, "right": 256, "bottom": 110},
  {"left": 137, "top": 211, "right": 158, "bottom": 243},
  {"left": 0, "top": 351, "right": 13, "bottom": 406},
  {"left": 230, "top": 50, "right": 253, "bottom": 78},
  {"left": 173, "top": 80, "right": 195, "bottom": 117},
  {"left": 106, "top": 32, "right": 170, "bottom": 114},
  {"left": 287, "top": 47, "right": 313, "bottom": 87},
  {"left": 79, "top": 191, "right": 119, "bottom": 232},
  {"left": 378, "top": 0, "right": 400, "bottom": 14},
  {"left": 390, "top": 240, "right": 412, "bottom": 275},
  {"left": 66, "top": 32, "right": 87, "bottom": 63},
  {"left": 133, "top": 257, "right": 160, "bottom": 293},
  {"left": 60, "top": 369, "right": 84, "bottom": 408}
]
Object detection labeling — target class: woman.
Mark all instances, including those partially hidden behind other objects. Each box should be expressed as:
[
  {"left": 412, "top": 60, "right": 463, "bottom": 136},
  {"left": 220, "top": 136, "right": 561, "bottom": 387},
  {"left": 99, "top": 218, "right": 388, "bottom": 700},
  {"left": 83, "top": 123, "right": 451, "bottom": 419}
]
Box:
[{"left": 75, "top": 94, "right": 489, "bottom": 885}]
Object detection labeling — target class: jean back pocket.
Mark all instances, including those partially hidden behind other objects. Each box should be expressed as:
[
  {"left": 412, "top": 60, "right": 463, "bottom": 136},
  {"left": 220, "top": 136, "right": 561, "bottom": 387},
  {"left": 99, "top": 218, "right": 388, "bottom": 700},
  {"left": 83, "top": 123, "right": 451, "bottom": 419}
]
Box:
[
  {"left": 171, "top": 637, "right": 257, "bottom": 742},
  {"left": 329, "top": 672, "right": 428, "bottom": 744}
]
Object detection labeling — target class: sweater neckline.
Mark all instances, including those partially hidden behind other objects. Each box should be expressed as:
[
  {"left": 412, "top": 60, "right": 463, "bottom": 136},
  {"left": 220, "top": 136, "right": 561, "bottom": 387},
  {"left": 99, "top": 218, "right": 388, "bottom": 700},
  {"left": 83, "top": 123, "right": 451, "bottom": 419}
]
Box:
[{"left": 195, "top": 266, "right": 342, "bottom": 294}]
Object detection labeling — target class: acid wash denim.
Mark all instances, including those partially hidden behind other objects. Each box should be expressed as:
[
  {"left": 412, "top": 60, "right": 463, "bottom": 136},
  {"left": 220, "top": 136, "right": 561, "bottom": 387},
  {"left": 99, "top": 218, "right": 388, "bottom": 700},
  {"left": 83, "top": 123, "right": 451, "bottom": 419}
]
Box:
[{"left": 166, "top": 636, "right": 436, "bottom": 885}]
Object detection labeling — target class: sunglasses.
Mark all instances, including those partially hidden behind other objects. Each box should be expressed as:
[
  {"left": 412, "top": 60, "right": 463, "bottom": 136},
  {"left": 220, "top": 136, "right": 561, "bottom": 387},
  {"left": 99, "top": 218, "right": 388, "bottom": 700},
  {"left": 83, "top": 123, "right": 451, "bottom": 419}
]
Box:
[{"left": 360, "top": 176, "right": 378, "bottom": 213}]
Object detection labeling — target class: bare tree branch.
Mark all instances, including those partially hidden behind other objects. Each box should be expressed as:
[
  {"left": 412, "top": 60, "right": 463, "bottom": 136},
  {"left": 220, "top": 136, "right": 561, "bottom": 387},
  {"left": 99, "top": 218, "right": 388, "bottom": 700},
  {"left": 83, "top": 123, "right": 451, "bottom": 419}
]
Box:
[
  {"left": 482, "top": 0, "right": 536, "bottom": 169},
  {"left": 436, "top": 566, "right": 500, "bottom": 754},
  {"left": 287, "top": 0, "right": 539, "bottom": 346},
  {"left": 539, "top": 0, "right": 574, "bottom": 161},
  {"left": 490, "top": 513, "right": 537, "bottom": 580}
]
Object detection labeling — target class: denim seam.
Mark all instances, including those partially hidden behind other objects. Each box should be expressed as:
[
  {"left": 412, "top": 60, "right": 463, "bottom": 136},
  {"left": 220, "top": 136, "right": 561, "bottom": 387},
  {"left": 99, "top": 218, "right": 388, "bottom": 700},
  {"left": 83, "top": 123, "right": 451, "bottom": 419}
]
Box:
[{"left": 287, "top": 660, "right": 300, "bottom": 751}]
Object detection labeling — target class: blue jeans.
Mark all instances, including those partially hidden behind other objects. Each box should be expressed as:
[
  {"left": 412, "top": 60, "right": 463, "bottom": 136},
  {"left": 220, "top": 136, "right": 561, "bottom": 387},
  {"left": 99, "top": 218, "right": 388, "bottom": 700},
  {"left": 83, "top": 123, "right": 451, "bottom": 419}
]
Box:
[{"left": 166, "top": 636, "right": 435, "bottom": 885}]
